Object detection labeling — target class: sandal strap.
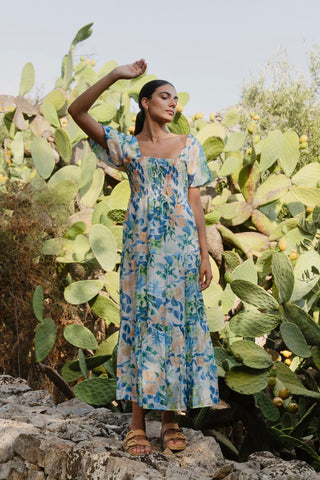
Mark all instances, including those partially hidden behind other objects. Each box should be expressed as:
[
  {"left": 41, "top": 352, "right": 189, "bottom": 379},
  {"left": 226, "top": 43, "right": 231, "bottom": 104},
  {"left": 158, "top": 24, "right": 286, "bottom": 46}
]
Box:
[
  {"left": 161, "top": 422, "right": 181, "bottom": 435},
  {"left": 162, "top": 431, "right": 186, "bottom": 441},
  {"left": 125, "top": 429, "right": 147, "bottom": 440},
  {"left": 126, "top": 438, "right": 151, "bottom": 447}
]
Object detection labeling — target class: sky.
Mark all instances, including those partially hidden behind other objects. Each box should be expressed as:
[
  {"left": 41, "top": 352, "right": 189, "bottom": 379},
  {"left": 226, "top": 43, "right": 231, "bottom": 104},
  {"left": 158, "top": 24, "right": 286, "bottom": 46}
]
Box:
[{"left": 1, "top": 0, "right": 320, "bottom": 118}]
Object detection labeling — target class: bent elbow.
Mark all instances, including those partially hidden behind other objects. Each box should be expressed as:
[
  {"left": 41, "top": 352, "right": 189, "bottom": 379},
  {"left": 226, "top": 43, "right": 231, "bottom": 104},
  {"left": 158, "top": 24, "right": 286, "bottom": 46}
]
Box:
[{"left": 67, "top": 103, "right": 75, "bottom": 118}]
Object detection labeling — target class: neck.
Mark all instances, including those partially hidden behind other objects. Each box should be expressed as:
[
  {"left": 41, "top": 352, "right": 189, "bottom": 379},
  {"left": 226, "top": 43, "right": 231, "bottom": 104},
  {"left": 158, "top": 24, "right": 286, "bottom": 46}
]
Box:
[{"left": 139, "top": 118, "right": 170, "bottom": 143}]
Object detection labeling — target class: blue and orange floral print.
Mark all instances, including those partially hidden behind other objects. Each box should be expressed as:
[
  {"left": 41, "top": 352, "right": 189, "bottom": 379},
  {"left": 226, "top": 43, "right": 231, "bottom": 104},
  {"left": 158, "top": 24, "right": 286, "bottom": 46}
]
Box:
[{"left": 90, "top": 126, "right": 219, "bottom": 410}]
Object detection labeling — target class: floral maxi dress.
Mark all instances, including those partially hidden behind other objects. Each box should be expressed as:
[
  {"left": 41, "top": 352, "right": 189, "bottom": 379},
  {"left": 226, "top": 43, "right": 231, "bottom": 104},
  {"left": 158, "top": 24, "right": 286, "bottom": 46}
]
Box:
[{"left": 90, "top": 126, "right": 219, "bottom": 410}]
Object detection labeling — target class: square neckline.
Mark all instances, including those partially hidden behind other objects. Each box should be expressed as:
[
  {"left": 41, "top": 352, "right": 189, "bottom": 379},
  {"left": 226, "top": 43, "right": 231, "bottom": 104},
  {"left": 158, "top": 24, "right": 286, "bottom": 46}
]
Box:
[{"left": 133, "top": 133, "right": 193, "bottom": 161}]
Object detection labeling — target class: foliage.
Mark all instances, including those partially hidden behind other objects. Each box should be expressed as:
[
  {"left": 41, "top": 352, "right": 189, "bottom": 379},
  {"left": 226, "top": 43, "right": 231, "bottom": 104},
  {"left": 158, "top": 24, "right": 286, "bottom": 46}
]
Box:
[
  {"left": 239, "top": 46, "right": 320, "bottom": 164},
  {"left": 1, "top": 23, "right": 320, "bottom": 468}
]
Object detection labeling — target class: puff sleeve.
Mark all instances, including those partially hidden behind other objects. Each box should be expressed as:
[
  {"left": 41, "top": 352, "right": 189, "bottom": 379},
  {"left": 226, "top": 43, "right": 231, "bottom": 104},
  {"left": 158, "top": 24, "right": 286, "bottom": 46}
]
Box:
[
  {"left": 187, "top": 136, "right": 212, "bottom": 187},
  {"left": 89, "top": 125, "right": 127, "bottom": 170}
]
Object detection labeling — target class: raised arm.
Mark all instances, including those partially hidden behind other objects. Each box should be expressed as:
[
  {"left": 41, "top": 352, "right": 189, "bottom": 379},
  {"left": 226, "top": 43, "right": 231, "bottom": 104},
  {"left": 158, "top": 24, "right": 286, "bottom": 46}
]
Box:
[{"left": 68, "top": 59, "right": 147, "bottom": 147}]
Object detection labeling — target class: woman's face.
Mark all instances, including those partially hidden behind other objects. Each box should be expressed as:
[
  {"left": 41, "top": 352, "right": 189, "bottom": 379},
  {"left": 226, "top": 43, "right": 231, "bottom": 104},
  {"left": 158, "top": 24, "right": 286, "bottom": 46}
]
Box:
[{"left": 143, "top": 84, "right": 178, "bottom": 124}]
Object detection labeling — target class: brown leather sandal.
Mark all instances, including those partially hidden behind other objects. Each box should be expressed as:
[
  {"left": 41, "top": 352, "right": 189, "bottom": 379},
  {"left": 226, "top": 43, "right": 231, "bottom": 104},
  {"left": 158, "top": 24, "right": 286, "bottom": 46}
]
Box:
[
  {"left": 161, "top": 422, "right": 186, "bottom": 451},
  {"left": 123, "top": 429, "right": 152, "bottom": 456}
]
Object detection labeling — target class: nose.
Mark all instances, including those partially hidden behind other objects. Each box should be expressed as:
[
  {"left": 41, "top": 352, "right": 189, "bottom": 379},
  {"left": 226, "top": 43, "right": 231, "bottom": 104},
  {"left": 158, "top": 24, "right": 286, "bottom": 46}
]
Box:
[{"left": 170, "top": 98, "right": 177, "bottom": 108}]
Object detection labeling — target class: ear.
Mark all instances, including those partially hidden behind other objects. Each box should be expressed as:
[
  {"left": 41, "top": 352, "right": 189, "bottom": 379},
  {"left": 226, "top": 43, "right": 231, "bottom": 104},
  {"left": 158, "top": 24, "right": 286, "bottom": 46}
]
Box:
[{"left": 140, "top": 97, "right": 149, "bottom": 110}]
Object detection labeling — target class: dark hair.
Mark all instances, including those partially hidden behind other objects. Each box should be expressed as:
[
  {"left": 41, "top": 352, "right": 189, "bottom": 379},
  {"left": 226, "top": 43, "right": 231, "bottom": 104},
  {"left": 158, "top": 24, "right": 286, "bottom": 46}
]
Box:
[{"left": 134, "top": 79, "right": 174, "bottom": 135}]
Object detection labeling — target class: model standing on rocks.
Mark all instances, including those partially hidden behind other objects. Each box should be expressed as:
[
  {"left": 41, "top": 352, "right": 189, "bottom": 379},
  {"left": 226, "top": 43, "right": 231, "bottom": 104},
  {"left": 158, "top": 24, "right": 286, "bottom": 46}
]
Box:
[{"left": 68, "top": 59, "right": 219, "bottom": 456}]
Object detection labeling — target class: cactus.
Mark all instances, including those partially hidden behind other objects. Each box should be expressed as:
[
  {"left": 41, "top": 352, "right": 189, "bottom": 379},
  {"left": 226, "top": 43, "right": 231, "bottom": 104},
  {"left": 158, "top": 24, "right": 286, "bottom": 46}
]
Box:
[
  {"left": 35, "top": 317, "right": 57, "bottom": 362},
  {"left": 89, "top": 224, "right": 118, "bottom": 271},
  {"left": 91, "top": 295, "right": 120, "bottom": 325},
  {"left": 232, "top": 259, "right": 257, "bottom": 283},
  {"left": 231, "top": 279, "right": 279, "bottom": 311},
  {"left": 31, "top": 137, "right": 55, "bottom": 179},
  {"left": 74, "top": 234, "right": 93, "bottom": 262},
  {"left": 95, "top": 331, "right": 119, "bottom": 356},
  {"left": 281, "top": 303, "right": 320, "bottom": 346},
  {"left": 61, "top": 353, "right": 109, "bottom": 382},
  {"left": 275, "top": 362, "right": 320, "bottom": 399},
  {"left": 54, "top": 128, "right": 72, "bottom": 163},
  {"left": 107, "top": 209, "right": 126, "bottom": 223},
  {"left": 225, "top": 366, "right": 269, "bottom": 394},
  {"left": 79, "top": 152, "right": 96, "bottom": 189},
  {"left": 64, "top": 324, "right": 98, "bottom": 350},
  {"left": 19, "top": 62, "right": 35, "bottom": 96},
  {"left": 222, "top": 108, "right": 240, "bottom": 127},
  {"left": 78, "top": 349, "right": 89, "bottom": 379},
  {"left": 73, "top": 377, "right": 117, "bottom": 405},
  {"left": 47, "top": 165, "right": 80, "bottom": 187},
  {"left": 11, "top": 132, "right": 24, "bottom": 165},
  {"left": 280, "top": 322, "right": 311, "bottom": 358},
  {"left": 229, "top": 340, "right": 273, "bottom": 369},
  {"left": 254, "top": 391, "right": 280, "bottom": 422},
  {"left": 230, "top": 311, "right": 279, "bottom": 337},
  {"left": 271, "top": 252, "right": 294, "bottom": 303},
  {"left": 43, "top": 88, "right": 67, "bottom": 116},
  {"left": 79, "top": 168, "right": 104, "bottom": 207},
  {"left": 65, "top": 221, "right": 86, "bottom": 239},
  {"left": 32, "top": 286, "right": 44, "bottom": 322},
  {"left": 40, "top": 102, "right": 60, "bottom": 128},
  {"left": 206, "top": 306, "right": 225, "bottom": 332},
  {"left": 64, "top": 279, "right": 103, "bottom": 304}
]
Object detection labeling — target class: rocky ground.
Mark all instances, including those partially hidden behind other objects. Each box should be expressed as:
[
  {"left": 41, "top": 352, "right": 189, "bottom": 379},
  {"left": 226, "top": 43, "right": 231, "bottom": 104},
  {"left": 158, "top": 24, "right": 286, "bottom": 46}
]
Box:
[{"left": 0, "top": 375, "right": 319, "bottom": 480}]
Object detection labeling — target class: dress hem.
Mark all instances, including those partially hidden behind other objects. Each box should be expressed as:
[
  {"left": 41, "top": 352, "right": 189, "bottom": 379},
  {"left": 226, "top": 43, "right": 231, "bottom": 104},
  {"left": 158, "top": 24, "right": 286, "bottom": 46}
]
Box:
[{"left": 116, "top": 395, "right": 219, "bottom": 411}]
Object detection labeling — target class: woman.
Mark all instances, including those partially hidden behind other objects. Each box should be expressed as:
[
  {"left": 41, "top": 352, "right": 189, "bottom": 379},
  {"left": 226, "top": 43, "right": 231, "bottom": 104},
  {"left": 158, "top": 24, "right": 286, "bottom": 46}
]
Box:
[{"left": 68, "top": 59, "right": 219, "bottom": 456}]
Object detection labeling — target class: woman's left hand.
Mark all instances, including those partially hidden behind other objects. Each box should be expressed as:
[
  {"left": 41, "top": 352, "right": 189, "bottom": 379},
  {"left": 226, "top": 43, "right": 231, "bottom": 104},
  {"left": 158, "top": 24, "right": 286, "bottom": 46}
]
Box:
[{"left": 199, "top": 257, "right": 212, "bottom": 291}]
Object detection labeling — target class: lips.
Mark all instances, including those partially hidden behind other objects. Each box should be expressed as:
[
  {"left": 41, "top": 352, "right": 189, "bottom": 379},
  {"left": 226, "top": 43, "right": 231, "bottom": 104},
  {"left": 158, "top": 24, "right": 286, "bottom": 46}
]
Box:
[{"left": 166, "top": 110, "right": 174, "bottom": 115}]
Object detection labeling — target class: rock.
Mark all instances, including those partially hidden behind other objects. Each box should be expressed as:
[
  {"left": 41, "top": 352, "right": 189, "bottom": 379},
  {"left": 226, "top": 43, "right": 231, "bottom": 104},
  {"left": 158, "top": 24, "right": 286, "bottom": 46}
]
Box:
[
  {"left": 0, "top": 420, "right": 40, "bottom": 463},
  {"left": 0, "top": 376, "right": 319, "bottom": 480}
]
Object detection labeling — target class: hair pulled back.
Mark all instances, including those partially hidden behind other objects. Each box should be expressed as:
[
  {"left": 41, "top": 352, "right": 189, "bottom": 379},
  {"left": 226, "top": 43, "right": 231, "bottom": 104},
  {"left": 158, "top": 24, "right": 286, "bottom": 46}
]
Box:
[{"left": 134, "top": 79, "right": 174, "bottom": 135}]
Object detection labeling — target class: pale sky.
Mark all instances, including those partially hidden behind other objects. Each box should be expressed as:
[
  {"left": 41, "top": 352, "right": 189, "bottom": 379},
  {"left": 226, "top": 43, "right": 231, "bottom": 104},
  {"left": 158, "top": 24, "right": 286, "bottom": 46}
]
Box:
[{"left": 1, "top": 0, "right": 320, "bottom": 117}]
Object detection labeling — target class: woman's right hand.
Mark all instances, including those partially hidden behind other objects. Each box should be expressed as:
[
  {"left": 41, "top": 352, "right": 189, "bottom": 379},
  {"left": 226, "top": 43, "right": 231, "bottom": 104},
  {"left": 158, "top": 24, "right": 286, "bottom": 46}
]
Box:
[{"left": 113, "top": 59, "right": 147, "bottom": 80}]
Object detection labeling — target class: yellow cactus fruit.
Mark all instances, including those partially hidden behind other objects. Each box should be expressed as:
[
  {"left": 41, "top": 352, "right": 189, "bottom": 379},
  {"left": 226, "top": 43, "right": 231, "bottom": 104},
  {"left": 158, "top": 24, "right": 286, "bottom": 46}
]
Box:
[
  {"left": 80, "top": 55, "right": 85, "bottom": 62},
  {"left": 91, "top": 60, "right": 96, "bottom": 66},
  {"left": 306, "top": 206, "right": 314, "bottom": 213},
  {"left": 254, "top": 135, "right": 261, "bottom": 144},
  {"left": 286, "top": 403, "right": 299, "bottom": 414},
  {"left": 188, "top": 117, "right": 193, "bottom": 124},
  {"left": 253, "top": 114, "right": 260, "bottom": 121},
  {"left": 248, "top": 122, "right": 255, "bottom": 134},
  {"left": 289, "top": 249, "right": 299, "bottom": 260},
  {"left": 131, "top": 116, "right": 136, "bottom": 123},
  {"left": 246, "top": 147, "right": 252, "bottom": 155},
  {"left": 250, "top": 111, "right": 255, "bottom": 118},
  {"left": 210, "top": 113, "right": 215, "bottom": 122},
  {"left": 85, "top": 58, "right": 91, "bottom": 64},
  {"left": 299, "top": 141, "right": 308, "bottom": 149},
  {"left": 278, "top": 237, "right": 287, "bottom": 251},
  {"left": 0, "top": 174, "right": 7, "bottom": 183},
  {"left": 273, "top": 397, "right": 284, "bottom": 408},
  {"left": 299, "top": 134, "right": 308, "bottom": 143},
  {"left": 278, "top": 388, "right": 290, "bottom": 399},
  {"left": 280, "top": 350, "right": 292, "bottom": 358},
  {"left": 198, "top": 112, "right": 204, "bottom": 119},
  {"left": 176, "top": 104, "right": 183, "bottom": 113},
  {"left": 128, "top": 126, "right": 135, "bottom": 134},
  {"left": 284, "top": 358, "right": 292, "bottom": 366}
]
